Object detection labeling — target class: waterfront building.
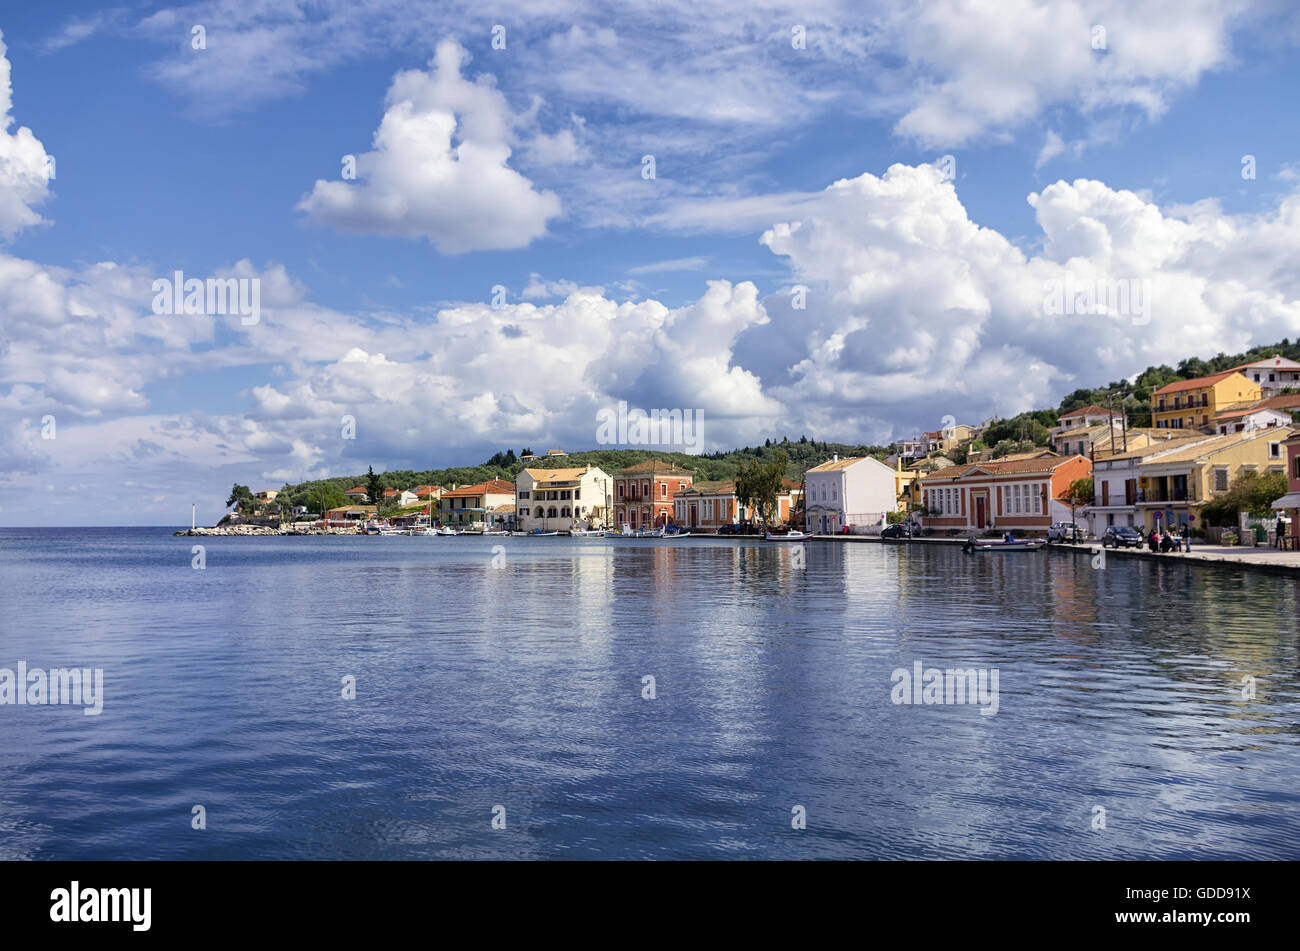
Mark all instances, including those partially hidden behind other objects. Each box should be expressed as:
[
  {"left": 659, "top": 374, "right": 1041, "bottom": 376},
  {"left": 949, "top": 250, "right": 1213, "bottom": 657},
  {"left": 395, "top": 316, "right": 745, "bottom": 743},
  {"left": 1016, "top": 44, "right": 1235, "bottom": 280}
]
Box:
[
  {"left": 438, "top": 479, "right": 516, "bottom": 529},
  {"left": 612, "top": 461, "right": 693, "bottom": 529},
  {"left": 919, "top": 454, "right": 1092, "bottom": 534},
  {"left": 671, "top": 479, "right": 801, "bottom": 529},
  {"left": 1151, "top": 372, "right": 1262, "bottom": 431},
  {"left": 805, "top": 455, "right": 897, "bottom": 534},
  {"left": 1084, "top": 435, "right": 1211, "bottom": 535},
  {"left": 324, "top": 505, "right": 376, "bottom": 527},
  {"left": 515, "top": 465, "right": 612, "bottom": 531},
  {"left": 1134, "top": 427, "right": 1293, "bottom": 533}
]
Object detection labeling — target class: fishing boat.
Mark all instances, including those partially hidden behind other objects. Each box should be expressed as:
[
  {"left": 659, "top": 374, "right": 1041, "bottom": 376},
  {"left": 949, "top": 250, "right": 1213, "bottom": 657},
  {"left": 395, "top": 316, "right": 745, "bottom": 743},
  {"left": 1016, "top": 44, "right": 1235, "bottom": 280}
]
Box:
[
  {"left": 483, "top": 529, "right": 509, "bottom": 536},
  {"left": 435, "top": 526, "right": 465, "bottom": 536},
  {"left": 526, "top": 529, "right": 559, "bottom": 536},
  {"left": 568, "top": 529, "right": 605, "bottom": 537},
  {"left": 963, "top": 536, "right": 1045, "bottom": 552},
  {"left": 764, "top": 530, "right": 809, "bottom": 541}
]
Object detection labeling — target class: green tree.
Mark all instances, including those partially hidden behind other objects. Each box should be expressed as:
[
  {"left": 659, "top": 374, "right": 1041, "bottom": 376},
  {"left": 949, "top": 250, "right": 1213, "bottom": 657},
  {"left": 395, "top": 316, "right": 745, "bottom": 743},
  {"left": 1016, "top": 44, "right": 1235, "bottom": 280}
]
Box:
[
  {"left": 1060, "top": 477, "right": 1094, "bottom": 529},
  {"left": 307, "top": 484, "right": 347, "bottom": 516},
  {"left": 365, "top": 465, "right": 384, "bottom": 506},
  {"left": 226, "top": 484, "right": 254, "bottom": 514},
  {"left": 1201, "top": 470, "right": 1288, "bottom": 525}
]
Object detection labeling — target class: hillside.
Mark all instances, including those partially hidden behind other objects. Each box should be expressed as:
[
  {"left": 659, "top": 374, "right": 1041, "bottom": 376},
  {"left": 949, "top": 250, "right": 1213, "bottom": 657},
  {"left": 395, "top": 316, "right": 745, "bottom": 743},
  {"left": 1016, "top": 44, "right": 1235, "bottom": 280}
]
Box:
[{"left": 270, "top": 437, "right": 892, "bottom": 514}]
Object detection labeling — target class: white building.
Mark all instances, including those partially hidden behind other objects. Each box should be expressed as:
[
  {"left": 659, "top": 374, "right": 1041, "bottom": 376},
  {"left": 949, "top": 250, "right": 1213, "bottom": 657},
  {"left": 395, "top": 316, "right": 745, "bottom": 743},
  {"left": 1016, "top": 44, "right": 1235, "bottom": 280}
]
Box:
[
  {"left": 1084, "top": 436, "right": 1212, "bottom": 535},
  {"left": 1212, "top": 406, "right": 1293, "bottom": 435},
  {"left": 804, "top": 455, "right": 897, "bottom": 534},
  {"left": 1233, "top": 356, "right": 1300, "bottom": 396},
  {"left": 515, "top": 465, "right": 612, "bottom": 531}
]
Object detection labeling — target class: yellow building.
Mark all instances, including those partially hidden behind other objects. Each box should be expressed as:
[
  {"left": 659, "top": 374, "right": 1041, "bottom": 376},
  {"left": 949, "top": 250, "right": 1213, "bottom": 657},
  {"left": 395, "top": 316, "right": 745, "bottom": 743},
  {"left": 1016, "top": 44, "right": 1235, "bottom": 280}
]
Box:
[
  {"left": 1135, "top": 427, "right": 1292, "bottom": 531},
  {"left": 1151, "top": 371, "right": 1261, "bottom": 431}
]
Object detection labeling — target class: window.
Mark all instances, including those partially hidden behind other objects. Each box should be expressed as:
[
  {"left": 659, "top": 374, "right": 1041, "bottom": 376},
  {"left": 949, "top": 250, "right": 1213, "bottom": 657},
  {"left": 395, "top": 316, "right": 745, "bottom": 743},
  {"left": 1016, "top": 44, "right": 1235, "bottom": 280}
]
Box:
[
  {"left": 1294, "top": 457, "right": 1300, "bottom": 480},
  {"left": 1214, "top": 468, "right": 1229, "bottom": 492},
  {"left": 1270, "top": 442, "right": 1282, "bottom": 458},
  {"left": 518, "top": 490, "right": 530, "bottom": 499},
  {"left": 618, "top": 483, "right": 624, "bottom": 499}
]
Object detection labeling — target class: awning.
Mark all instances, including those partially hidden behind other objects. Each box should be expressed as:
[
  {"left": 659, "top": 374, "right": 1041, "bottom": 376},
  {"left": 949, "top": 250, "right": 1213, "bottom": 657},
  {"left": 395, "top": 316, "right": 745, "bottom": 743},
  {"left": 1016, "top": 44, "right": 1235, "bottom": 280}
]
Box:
[{"left": 1271, "top": 492, "right": 1300, "bottom": 510}]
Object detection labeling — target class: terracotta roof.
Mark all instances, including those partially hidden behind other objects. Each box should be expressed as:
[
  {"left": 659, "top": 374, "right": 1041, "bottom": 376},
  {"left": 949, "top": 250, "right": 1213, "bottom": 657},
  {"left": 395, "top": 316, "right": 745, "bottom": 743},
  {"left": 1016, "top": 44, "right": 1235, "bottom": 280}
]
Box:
[
  {"left": 441, "top": 479, "right": 516, "bottom": 498},
  {"left": 1152, "top": 370, "right": 1245, "bottom": 396},
  {"left": 921, "top": 455, "right": 1079, "bottom": 482},
  {"left": 675, "top": 479, "right": 736, "bottom": 496},
  {"left": 1059, "top": 405, "right": 1114, "bottom": 418},
  {"left": 1229, "top": 356, "right": 1300, "bottom": 371},
  {"left": 1137, "top": 428, "right": 1294, "bottom": 465},
  {"left": 615, "top": 460, "right": 694, "bottom": 477},
  {"left": 523, "top": 466, "right": 595, "bottom": 483},
  {"left": 808, "top": 456, "right": 876, "bottom": 473},
  {"left": 1093, "top": 435, "right": 1211, "bottom": 462},
  {"left": 344, "top": 486, "right": 368, "bottom": 494},
  {"left": 411, "top": 484, "right": 442, "bottom": 495}
]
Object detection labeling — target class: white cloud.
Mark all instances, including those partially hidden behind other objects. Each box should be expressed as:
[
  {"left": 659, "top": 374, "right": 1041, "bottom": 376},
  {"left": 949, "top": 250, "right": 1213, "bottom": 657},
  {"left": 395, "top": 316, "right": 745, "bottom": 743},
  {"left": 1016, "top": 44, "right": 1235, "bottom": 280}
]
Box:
[
  {"left": 0, "top": 32, "right": 54, "bottom": 240},
  {"left": 297, "top": 39, "right": 561, "bottom": 253}
]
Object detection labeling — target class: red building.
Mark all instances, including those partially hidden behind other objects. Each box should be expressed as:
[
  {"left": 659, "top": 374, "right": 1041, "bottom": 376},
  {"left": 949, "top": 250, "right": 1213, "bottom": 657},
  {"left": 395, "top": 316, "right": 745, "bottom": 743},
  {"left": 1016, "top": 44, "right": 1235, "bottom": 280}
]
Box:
[{"left": 612, "top": 461, "right": 693, "bottom": 529}]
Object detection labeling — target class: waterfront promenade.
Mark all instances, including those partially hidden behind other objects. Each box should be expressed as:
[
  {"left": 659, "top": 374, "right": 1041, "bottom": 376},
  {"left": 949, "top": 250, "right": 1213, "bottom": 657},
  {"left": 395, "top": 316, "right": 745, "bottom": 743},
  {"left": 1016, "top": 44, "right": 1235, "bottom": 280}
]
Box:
[{"left": 820, "top": 533, "right": 1300, "bottom": 575}]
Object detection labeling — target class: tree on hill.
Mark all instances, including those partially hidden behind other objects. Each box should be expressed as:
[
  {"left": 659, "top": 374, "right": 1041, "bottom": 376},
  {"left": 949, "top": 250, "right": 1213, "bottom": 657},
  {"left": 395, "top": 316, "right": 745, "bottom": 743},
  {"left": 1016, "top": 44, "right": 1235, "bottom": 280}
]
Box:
[
  {"left": 307, "top": 484, "right": 347, "bottom": 516},
  {"left": 226, "top": 484, "right": 254, "bottom": 514},
  {"left": 365, "top": 466, "right": 384, "bottom": 506}
]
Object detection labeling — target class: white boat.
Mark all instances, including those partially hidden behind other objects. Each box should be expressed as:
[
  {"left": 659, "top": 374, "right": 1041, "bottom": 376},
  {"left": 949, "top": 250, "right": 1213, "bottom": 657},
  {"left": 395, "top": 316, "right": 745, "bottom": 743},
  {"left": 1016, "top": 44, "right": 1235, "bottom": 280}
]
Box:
[
  {"left": 568, "top": 529, "right": 605, "bottom": 537},
  {"left": 608, "top": 524, "right": 665, "bottom": 538},
  {"left": 483, "top": 529, "right": 509, "bottom": 536},
  {"left": 435, "top": 526, "right": 465, "bottom": 536},
  {"left": 526, "top": 530, "right": 559, "bottom": 536},
  {"left": 964, "top": 536, "right": 1046, "bottom": 552},
  {"left": 764, "top": 530, "right": 809, "bottom": 541}
]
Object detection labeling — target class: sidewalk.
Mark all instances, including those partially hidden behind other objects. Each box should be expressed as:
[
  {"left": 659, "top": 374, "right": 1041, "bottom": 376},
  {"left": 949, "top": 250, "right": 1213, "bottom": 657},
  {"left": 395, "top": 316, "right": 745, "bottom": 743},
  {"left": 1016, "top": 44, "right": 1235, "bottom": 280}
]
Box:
[{"left": 1050, "top": 540, "right": 1300, "bottom": 575}]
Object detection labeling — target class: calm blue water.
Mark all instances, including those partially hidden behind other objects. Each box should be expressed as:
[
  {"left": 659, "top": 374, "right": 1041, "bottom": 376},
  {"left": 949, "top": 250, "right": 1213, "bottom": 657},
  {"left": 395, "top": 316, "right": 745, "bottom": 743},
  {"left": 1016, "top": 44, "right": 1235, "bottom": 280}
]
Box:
[{"left": 0, "top": 527, "right": 1297, "bottom": 860}]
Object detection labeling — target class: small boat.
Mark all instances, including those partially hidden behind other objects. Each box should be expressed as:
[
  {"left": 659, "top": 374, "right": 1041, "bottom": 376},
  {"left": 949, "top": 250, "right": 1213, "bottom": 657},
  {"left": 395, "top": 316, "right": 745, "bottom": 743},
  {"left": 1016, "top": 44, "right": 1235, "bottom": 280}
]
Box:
[
  {"left": 964, "top": 536, "right": 1046, "bottom": 552},
  {"left": 607, "top": 524, "right": 664, "bottom": 538},
  {"left": 764, "top": 530, "right": 809, "bottom": 541},
  {"left": 569, "top": 529, "right": 605, "bottom": 537},
  {"left": 435, "top": 526, "right": 465, "bottom": 536},
  {"left": 483, "top": 529, "right": 509, "bottom": 536},
  {"left": 527, "top": 530, "right": 559, "bottom": 536}
]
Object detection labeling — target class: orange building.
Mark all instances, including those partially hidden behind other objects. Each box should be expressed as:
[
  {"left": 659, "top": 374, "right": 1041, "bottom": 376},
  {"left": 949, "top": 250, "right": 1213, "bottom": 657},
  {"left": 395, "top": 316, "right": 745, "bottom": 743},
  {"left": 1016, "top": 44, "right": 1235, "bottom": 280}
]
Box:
[
  {"left": 919, "top": 455, "right": 1092, "bottom": 534},
  {"left": 612, "top": 461, "right": 693, "bottom": 529}
]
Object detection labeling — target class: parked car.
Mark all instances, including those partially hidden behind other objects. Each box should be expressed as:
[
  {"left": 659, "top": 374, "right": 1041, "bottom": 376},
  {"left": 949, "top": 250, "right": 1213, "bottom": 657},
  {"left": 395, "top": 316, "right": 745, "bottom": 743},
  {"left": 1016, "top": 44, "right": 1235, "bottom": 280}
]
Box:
[
  {"left": 718, "top": 523, "right": 762, "bottom": 536},
  {"left": 881, "top": 522, "right": 917, "bottom": 539},
  {"left": 1100, "top": 525, "right": 1144, "bottom": 548},
  {"left": 1046, "top": 521, "right": 1086, "bottom": 543}
]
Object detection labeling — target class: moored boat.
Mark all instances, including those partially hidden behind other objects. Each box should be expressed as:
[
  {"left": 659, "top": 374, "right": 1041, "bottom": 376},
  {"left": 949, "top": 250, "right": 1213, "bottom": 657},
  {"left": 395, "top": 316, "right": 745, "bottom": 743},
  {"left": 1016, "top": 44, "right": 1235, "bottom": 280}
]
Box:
[
  {"left": 764, "top": 530, "right": 809, "bottom": 541},
  {"left": 964, "top": 536, "right": 1045, "bottom": 552}
]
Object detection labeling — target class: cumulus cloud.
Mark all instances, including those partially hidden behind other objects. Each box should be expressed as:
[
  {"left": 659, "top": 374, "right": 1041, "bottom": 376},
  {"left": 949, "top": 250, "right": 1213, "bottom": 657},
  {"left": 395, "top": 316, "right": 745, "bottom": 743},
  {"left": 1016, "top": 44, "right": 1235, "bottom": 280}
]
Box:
[
  {"left": 297, "top": 39, "right": 561, "bottom": 253},
  {"left": 0, "top": 32, "right": 55, "bottom": 239}
]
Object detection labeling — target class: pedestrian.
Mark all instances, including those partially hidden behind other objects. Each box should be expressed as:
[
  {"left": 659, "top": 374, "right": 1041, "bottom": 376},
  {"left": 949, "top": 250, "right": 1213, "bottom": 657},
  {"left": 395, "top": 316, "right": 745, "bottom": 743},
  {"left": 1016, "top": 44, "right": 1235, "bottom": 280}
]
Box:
[
  {"left": 1148, "top": 528, "right": 1160, "bottom": 552},
  {"left": 1277, "top": 515, "right": 1286, "bottom": 549}
]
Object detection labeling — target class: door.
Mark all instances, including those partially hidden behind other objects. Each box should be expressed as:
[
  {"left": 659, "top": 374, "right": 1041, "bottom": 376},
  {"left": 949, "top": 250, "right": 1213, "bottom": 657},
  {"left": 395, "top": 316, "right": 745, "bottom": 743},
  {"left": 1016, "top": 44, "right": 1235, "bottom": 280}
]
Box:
[
  {"left": 974, "top": 496, "right": 986, "bottom": 527},
  {"left": 689, "top": 503, "right": 698, "bottom": 528}
]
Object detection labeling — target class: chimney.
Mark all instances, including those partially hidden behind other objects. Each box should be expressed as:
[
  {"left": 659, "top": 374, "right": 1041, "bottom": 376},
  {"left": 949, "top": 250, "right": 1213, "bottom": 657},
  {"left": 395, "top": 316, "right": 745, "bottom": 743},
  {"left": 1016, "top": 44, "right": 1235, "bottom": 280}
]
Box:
[{"left": 833, "top": 453, "right": 838, "bottom": 463}]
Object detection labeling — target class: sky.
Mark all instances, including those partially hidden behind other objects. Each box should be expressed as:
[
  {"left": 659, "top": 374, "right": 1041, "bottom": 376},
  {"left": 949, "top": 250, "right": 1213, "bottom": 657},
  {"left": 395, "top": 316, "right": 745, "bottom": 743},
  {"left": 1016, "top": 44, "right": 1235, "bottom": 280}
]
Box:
[{"left": 2, "top": 0, "right": 1300, "bottom": 525}]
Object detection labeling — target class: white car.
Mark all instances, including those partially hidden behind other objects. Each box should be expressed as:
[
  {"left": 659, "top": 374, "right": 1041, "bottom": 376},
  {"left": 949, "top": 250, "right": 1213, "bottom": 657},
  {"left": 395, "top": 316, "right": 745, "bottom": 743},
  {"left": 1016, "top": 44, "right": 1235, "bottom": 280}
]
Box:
[{"left": 1046, "top": 522, "right": 1086, "bottom": 543}]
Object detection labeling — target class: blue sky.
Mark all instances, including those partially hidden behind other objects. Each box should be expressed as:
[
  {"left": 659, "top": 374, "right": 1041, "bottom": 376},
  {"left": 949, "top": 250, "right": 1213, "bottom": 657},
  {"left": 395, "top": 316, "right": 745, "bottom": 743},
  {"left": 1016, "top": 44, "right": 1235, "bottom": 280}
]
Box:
[{"left": 3, "top": 1, "right": 1300, "bottom": 525}]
